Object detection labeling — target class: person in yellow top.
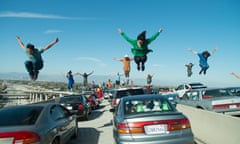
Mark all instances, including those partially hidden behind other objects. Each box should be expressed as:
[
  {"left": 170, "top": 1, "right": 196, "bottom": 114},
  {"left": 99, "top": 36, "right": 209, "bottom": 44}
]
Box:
[{"left": 114, "top": 54, "right": 134, "bottom": 79}]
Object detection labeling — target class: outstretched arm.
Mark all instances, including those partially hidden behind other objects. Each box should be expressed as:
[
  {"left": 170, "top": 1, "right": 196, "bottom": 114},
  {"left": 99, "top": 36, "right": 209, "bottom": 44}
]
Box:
[
  {"left": 43, "top": 38, "right": 59, "bottom": 51},
  {"left": 210, "top": 48, "right": 218, "bottom": 55},
  {"left": 114, "top": 58, "right": 124, "bottom": 61},
  {"left": 147, "top": 28, "right": 163, "bottom": 43},
  {"left": 188, "top": 48, "right": 198, "bottom": 55},
  {"left": 88, "top": 71, "right": 94, "bottom": 76},
  {"left": 231, "top": 72, "right": 240, "bottom": 79},
  {"left": 118, "top": 28, "right": 135, "bottom": 44},
  {"left": 16, "top": 36, "right": 25, "bottom": 49}
]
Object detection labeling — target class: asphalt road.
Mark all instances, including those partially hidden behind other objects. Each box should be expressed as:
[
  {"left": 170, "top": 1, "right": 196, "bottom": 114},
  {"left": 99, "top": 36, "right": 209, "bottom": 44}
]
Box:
[{"left": 69, "top": 99, "right": 114, "bottom": 144}]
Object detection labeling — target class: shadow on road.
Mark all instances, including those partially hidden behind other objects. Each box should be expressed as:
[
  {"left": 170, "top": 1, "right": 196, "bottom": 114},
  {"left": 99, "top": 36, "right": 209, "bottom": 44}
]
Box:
[
  {"left": 87, "top": 109, "right": 106, "bottom": 121},
  {"left": 98, "top": 120, "right": 113, "bottom": 128},
  {"left": 69, "top": 127, "right": 101, "bottom": 144}
]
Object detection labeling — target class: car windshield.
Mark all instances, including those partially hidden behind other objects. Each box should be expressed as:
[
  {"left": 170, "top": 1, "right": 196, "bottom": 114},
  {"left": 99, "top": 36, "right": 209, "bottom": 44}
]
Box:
[
  {"left": 60, "top": 97, "right": 81, "bottom": 103},
  {"left": 0, "top": 106, "right": 43, "bottom": 126},
  {"left": 124, "top": 98, "right": 173, "bottom": 115}
]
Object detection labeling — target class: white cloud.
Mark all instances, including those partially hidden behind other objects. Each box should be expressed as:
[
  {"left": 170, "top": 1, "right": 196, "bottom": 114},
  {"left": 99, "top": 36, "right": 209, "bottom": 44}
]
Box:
[
  {"left": 77, "top": 57, "right": 107, "bottom": 67},
  {"left": 0, "top": 11, "right": 92, "bottom": 20},
  {"left": 44, "top": 29, "right": 63, "bottom": 34}
]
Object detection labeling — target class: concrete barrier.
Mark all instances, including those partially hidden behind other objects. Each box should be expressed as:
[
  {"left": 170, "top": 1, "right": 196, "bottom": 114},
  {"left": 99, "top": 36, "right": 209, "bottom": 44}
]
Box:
[{"left": 177, "top": 104, "right": 240, "bottom": 144}]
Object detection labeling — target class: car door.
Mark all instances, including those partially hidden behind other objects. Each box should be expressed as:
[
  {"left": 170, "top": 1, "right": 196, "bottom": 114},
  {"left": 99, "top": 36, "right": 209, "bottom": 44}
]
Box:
[
  {"left": 176, "top": 84, "right": 186, "bottom": 97},
  {"left": 50, "top": 105, "right": 71, "bottom": 143},
  {"left": 58, "top": 105, "right": 76, "bottom": 141}
]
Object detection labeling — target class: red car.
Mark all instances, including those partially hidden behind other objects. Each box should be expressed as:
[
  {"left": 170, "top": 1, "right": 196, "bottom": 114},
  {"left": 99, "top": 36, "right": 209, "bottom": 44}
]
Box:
[{"left": 82, "top": 91, "right": 100, "bottom": 110}]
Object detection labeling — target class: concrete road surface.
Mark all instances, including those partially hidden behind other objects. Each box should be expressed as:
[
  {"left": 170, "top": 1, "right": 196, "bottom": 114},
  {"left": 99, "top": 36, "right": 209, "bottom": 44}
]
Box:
[{"left": 69, "top": 99, "right": 114, "bottom": 144}]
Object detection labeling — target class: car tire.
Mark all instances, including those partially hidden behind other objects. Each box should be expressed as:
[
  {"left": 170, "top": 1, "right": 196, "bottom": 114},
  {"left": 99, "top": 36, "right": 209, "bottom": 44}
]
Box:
[
  {"left": 52, "top": 137, "right": 60, "bottom": 144},
  {"left": 72, "top": 127, "right": 78, "bottom": 139}
]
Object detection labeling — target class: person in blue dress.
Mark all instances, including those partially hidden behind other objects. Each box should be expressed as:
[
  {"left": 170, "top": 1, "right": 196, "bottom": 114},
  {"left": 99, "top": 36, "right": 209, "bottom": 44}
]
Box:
[
  {"left": 65, "top": 70, "right": 79, "bottom": 92},
  {"left": 189, "top": 48, "right": 217, "bottom": 75}
]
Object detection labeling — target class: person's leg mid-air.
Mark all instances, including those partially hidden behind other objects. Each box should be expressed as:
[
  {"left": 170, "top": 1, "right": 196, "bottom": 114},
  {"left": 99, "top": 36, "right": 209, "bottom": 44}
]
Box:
[
  {"left": 140, "top": 55, "right": 147, "bottom": 71},
  {"left": 203, "top": 66, "right": 209, "bottom": 75},
  {"left": 134, "top": 56, "right": 141, "bottom": 71},
  {"left": 32, "top": 61, "right": 43, "bottom": 80},
  {"left": 25, "top": 61, "right": 35, "bottom": 80}
]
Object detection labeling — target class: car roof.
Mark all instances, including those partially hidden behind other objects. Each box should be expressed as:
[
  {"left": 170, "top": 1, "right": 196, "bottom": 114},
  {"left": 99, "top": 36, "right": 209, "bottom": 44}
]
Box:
[{"left": 188, "top": 87, "right": 224, "bottom": 91}]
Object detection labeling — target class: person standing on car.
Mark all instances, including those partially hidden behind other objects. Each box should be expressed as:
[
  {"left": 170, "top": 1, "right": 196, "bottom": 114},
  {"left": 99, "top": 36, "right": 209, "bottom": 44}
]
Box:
[
  {"left": 189, "top": 48, "right": 218, "bottom": 75},
  {"left": 78, "top": 71, "right": 94, "bottom": 87},
  {"left": 114, "top": 54, "right": 134, "bottom": 79},
  {"left": 64, "top": 70, "right": 79, "bottom": 92},
  {"left": 16, "top": 36, "right": 59, "bottom": 80},
  {"left": 118, "top": 28, "right": 163, "bottom": 71}
]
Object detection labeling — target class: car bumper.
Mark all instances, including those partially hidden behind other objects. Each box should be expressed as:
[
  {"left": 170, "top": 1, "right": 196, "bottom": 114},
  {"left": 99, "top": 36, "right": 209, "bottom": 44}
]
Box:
[
  {"left": 114, "top": 130, "right": 194, "bottom": 144},
  {"left": 115, "top": 135, "right": 194, "bottom": 144}
]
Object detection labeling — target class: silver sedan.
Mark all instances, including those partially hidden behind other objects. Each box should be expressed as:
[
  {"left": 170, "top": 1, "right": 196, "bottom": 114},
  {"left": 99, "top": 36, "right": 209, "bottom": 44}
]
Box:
[
  {"left": 0, "top": 103, "right": 78, "bottom": 144},
  {"left": 110, "top": 94, "right": 194, "bottom": 144}
]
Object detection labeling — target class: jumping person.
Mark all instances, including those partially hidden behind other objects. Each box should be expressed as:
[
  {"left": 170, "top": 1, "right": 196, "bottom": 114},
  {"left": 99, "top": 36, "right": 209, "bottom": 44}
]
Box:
[
  {"left": 16, "top": 36, "right": 58, "bottom": 80},
  {"left": 231, "top": 72, "right": 240, "bottom": 79},
  {"left": 185, "top": 63, "right": 194, "bottom": 77},
  {"left": 147, "top": 74, "right": 153, "bottom": 85},
  {"left": 78, "top": 71, "right": 94, "bottom": 87},
  {"left": 114, "top": 54, "right": 134, "bottom": 79},
  {"left": 189, "top": 48, "right": 218, "bottom": 75},
  {"left": 118, "top": 28, "right": 163, "bottom": 71}
]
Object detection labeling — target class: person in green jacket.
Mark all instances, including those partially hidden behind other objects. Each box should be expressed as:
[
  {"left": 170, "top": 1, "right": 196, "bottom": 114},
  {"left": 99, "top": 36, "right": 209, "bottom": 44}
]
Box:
[{"left": 118, "top": 28, "right": 163, "bottom": 71}]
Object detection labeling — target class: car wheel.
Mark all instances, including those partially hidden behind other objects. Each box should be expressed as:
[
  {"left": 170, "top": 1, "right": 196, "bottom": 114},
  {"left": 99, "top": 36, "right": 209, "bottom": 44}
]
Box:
[
  {"left": 83, "top": 113, "right": 89, "bottom": 120},
  {"left": 52, "top": 137, "right": 60, "bottom": 144},
  {"left": 72, "top": 126, "right": 78, "bottom": 139}
]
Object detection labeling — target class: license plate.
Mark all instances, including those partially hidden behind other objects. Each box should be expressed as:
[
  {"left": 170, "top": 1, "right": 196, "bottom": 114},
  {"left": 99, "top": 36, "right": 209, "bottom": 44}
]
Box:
[
  {"left": 0, "top": 138, "right": 14, "bottom": 143},
  {"left": 67, "top": 106, "right": 72, "bottom": 110},
  {"left": 144, "top": 124, "right": 168, "bottom": 134},
  {"left": 229, "top": 105, "right": 237, "bottom": 109}
]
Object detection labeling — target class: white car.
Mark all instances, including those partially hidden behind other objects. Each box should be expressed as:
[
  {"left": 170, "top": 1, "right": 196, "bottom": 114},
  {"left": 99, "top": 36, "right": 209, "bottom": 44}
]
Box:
[{"left": 175, "top": 82, "right": 207, "bottom": 98}]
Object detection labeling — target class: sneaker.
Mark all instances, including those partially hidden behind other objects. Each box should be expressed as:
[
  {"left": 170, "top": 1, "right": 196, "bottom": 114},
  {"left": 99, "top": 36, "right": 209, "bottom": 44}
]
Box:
[
  {"left": 137, "top": 65, "right": 140, "bottom": 71},
  {"left": 141, "top": 65, "right": 145, "bottom": 71}
]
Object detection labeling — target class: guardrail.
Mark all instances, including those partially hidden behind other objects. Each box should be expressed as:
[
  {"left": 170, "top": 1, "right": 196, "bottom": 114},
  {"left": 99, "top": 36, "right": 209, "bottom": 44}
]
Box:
[{"left": 177, "top": 104, "right": 240, "bottom": 144}]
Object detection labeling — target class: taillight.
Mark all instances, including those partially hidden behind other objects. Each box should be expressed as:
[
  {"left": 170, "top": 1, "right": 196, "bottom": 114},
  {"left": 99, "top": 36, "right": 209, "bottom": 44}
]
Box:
[
  {"left": 78, "top": 104, "right": 84, "bottom": 110},
  {"left": 117, "top": 122, "right": 144, "bottom": 134},
  {"left": 212, "top": 103, "right": 240, "bottom": 109},
  {"left": 0, "top": 131, "right": 40, "bottom": 144},
  {"left": 168, "top": 118, "right": 191, "bottom": 131},
  {"left": 203, "top": 95, "right": 212, "bottom": 99},
  {"left": 117, "top": 118, "right": 191, "bottom": 134},
  {"left": 113, "top": 98, "right": 117, "bottom": 107}
]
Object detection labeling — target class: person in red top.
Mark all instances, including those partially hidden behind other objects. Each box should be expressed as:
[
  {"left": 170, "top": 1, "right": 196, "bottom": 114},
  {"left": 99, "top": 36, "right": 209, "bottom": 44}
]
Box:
[{"left": 97, "top": 88, "right": 103, "bottom": 99}]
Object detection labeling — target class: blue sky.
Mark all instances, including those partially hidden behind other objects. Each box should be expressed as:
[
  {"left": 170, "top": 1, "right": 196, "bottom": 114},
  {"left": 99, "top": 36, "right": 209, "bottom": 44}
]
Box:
[{"left": 0, "top": 0, "right": 239, "bottom": 87}]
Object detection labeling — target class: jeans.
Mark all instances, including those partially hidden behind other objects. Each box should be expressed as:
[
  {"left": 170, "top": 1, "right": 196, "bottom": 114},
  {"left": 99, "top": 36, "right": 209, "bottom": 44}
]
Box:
[{"left": 25, "top": 60, "right": 43, "bottom": 77}]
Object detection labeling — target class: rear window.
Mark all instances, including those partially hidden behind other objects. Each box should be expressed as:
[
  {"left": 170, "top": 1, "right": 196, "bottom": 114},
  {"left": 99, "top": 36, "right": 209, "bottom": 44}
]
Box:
[
  {"left": 116, "top": 88, "right": 144, "bottom": 98},
  {"left": 124, "top": 98, "right": 173, "bottom": 115},
  {"left": 189, "top": 83, "right": 206, "bottom": 89},
  {"left": 203, "top": 89, "right": 229, "bottom": 98},
  {"left": 59, "top": 96, "right": 82, "bottom": 103},
  {"left": 0, "top": 106, "right": 43, "bottom": 126}
]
